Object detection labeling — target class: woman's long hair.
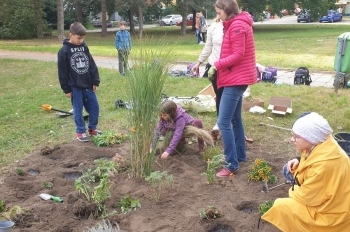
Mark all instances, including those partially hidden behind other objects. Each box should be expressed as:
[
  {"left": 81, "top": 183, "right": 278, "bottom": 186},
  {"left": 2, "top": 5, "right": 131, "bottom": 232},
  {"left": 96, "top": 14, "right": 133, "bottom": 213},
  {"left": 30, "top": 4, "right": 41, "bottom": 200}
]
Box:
[{"left": 215, "top": 0, "right": 241, "bottom": 20}]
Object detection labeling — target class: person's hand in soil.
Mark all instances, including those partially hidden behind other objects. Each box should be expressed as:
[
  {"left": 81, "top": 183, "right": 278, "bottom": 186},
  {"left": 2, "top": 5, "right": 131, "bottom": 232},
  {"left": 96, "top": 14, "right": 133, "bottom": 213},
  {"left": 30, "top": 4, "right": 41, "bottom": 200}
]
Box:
[
  {"left": 287, "top": 158, "right": 299, "bottom": 172},
  {"left": 161, "top": 151, "right": 169, "bottom": 159}
]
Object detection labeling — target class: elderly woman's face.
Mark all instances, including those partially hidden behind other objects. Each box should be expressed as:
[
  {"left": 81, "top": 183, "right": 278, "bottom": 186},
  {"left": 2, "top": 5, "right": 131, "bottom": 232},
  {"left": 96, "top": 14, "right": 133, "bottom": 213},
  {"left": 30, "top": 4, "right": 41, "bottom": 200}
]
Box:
[
  {"left": 215, "top": 7, "right": 227, "bottom": 21},
  {"left": 291, "top": 131, "right": 313, "bottom": 151}
]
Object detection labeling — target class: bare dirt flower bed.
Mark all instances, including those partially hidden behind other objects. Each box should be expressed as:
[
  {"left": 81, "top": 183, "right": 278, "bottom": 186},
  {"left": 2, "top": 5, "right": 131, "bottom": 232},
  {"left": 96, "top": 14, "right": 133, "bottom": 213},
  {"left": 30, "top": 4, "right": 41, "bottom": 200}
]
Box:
[{"left": 0, "top": 139, "right": 287, "bottom": 232}]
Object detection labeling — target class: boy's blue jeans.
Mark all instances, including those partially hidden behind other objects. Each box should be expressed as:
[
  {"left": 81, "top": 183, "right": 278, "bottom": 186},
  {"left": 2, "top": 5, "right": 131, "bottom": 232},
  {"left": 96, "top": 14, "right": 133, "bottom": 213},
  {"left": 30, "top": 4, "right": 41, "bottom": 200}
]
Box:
[
  {"left": 217, "top": 86, "right": 247, "bottom": 171},
  {"left": 71, "top": 87, "right": 99, "bottom": 133}
]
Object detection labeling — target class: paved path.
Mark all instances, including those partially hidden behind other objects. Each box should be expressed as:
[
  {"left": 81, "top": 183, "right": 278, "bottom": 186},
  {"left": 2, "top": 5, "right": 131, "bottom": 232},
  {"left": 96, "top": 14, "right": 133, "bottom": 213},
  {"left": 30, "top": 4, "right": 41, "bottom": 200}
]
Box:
[{"left": 0, "top": 50, "right": 336, "bottom": 88}]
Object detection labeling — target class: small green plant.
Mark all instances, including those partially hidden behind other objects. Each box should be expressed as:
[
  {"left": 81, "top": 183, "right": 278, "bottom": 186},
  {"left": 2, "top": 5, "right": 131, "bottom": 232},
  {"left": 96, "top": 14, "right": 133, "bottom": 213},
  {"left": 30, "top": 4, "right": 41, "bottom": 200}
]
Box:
[
  {"left": 0, "top": 199, "right": 6, "bottom": 213},
  {"left": 15, "top": 168, "right": 24, "bottom": 176},
  {"left": 200, "top": 205, "right": 221, "bottom": 220},
  {"left": 91, "top": 131, "right": 128, "bottom": 147},
  {"left": 202, "top": 154, "right": 225, "bottom": 184},
  {"left": 75, "top": 159, "right": 116, "bottom": 217},
  {"left": 202, "top": 146, "right": 222, "bottom": 163},
  {"left": 145, "top": 171, "right": 173, "bottom": 201},
  {"left": 42, "top": 181, "right": 53, "bottom": 189},
  {"left": 116, "top": 195, "right": 141, "bottom": 214},
  {"left": 248, "top": 158, "right": 277, "bottom": 184},
  {"left": 259, "top": 200, "right": 273, "bottom": 215}
]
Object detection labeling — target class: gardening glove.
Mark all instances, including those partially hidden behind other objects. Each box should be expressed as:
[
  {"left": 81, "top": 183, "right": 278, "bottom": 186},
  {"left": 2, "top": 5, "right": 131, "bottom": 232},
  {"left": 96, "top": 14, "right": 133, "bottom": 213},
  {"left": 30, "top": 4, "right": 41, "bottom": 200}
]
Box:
[{"left": 208, "top": 66, "right": 216, "bottom": 82}]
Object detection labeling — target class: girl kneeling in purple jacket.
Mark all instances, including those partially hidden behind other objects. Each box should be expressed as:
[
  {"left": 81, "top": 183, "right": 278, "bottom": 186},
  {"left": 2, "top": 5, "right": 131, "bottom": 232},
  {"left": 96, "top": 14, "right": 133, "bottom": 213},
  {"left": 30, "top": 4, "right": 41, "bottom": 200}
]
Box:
[{"left": 151, "top": 100, "right": 205, "bottom": 159}]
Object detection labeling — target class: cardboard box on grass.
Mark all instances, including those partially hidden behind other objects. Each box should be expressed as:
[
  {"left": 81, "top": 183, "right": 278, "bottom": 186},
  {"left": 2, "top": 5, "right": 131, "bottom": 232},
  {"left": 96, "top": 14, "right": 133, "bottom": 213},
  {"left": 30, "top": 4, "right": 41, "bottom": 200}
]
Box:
[
  {"left": 268, "top": 97, "right": 293, "bottom": 115},
  {"left": 242, "top": 98, "right": 264, "bottom": 111},
  {"left": 199, "top": 84, "right": 216, "bottom": 100}
]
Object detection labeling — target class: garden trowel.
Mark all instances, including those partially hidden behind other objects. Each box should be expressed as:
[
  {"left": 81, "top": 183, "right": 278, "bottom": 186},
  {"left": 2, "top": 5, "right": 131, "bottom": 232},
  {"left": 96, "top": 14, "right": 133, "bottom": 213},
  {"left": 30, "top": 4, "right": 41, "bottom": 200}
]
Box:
[{"left": 39, "top": 193, "right": 63, "bottom": 203}]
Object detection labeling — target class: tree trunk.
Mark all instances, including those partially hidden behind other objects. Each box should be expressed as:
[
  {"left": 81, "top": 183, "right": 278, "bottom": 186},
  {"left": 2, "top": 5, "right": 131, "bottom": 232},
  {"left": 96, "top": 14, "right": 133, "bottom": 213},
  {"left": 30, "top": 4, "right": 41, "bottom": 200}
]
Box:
[
  {"left": 101, "top": 0, "right": 107, "bottom": 37},
  {"left": 191, "top": 8, "right": 196, "bottom": 31},
  {"left": 127, "top": 10, "right": 136, "bottom": 35},
  {"left": 138, "top": 6, "right": 143, "bottom": 38},
  {"left": 32, "top": 0, "right": 43, "bottom": 39},
  {"left": 180, "top": 2, "right": 189, "bottom": 35},
  {"left": 74, "top": 0, "right": 83, "bottom": 23},
  {"left": 57, "top": 0, "right": 65, "bottom": 41}
]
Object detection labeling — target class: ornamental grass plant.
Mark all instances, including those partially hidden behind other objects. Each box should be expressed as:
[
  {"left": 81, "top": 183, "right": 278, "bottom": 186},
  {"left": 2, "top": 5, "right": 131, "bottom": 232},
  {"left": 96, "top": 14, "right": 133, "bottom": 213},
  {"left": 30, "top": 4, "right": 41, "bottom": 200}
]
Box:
[{"left": 125, "top": 43, "right": 173, "bottom": 178}]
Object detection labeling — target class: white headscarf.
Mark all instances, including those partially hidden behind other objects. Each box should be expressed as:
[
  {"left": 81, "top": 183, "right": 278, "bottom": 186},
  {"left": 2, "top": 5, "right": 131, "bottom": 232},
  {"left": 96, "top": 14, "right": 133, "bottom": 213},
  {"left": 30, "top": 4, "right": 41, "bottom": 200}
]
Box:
[{"left": 292, "top": 112, "right": 333, "bottom": 145}]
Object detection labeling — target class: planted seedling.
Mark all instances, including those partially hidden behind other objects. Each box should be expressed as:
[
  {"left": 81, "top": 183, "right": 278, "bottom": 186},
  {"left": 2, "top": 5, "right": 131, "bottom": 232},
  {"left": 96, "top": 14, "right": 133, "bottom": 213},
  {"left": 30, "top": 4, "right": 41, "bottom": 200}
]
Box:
[
  {"left": 116, "top": 195, "right": 141, "bottom": 214},
  {"left": 145, "top": 171, "right": 173, "bottom": 201},
  {"left": 0, "top": 199, "right": 6, "bottom": 213},
  {"left": 202, "top": 154, "right": 225, "bottom": 184},
  {"left": 200, "top": 205, "right": 221, "bottom": 220},
  {"left": 91, "top": 130, "right": 128, "bottom": 147},
  {"left": 42, "top": 181, "right": 53, "bottom": 189},
  {"left": 258, "top": 200, "right": 273, "bottom": 215},
  {"left": 75, "top": 159, "right": 116, "bottom": 217},
  {"left": 15, "top": 168, "right": 24, "bottom": 176},
  {"left": 248, "top": 158, "right": 277, "bottom": 184}
]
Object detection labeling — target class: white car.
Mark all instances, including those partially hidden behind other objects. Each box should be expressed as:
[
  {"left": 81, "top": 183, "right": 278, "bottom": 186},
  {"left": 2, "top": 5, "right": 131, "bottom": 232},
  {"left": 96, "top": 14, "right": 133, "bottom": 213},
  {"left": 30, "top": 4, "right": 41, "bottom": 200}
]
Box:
[{"left": 161, "top": 14, "right": 183, "bottom": 26}]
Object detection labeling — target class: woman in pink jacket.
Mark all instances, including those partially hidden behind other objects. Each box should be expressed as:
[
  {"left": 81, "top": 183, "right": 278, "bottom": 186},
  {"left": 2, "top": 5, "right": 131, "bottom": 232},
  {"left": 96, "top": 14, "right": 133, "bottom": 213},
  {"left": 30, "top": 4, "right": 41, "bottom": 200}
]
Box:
[{"left": 213, "top": 0, "right": 256, "bottom": 177}]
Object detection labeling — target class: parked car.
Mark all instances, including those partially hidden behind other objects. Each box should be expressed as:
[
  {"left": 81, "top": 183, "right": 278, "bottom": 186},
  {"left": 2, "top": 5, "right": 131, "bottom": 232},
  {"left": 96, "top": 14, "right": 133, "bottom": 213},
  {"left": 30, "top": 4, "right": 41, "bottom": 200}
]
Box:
[
  {"left": 176, "top": 14, "right": 194, "bottom": 26},
  {"left": 160, "top": 14, "right": 182, "bottom": 26},
  {"left": 319, "top": 10, "right": 342, "bottom": 23},
  {"left": 92, "top": 21, "right": 113, "bottom": 28},
  {"left": 297, "top": 10, "right": 312, "bottom": 23},
  {"left": 280, "top": 9, "right": 289, "bottom": 16}
]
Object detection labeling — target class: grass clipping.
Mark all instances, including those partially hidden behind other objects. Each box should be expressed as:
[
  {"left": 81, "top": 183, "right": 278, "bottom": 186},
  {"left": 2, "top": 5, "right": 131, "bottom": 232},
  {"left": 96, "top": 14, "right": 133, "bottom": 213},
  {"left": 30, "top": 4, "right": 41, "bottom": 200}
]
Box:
[{"left": 126, "top": 46, "right": 172, "bottom": 178}]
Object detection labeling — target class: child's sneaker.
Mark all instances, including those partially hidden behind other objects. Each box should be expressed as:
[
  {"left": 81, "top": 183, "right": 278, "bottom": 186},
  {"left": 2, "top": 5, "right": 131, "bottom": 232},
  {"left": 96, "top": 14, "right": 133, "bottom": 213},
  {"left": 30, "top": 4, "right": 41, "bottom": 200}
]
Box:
[
  {"left": 212, "top": 123, "right": 219, "bottom": 131},
  {"left": 216, "top": 167, "right": 239, "bottom": 177},
  {"left": 88, "top": 129, "right": 102, "bottom": 136},
  {"left": 77, "top": 133, "right": 89, "bottom": 142}
]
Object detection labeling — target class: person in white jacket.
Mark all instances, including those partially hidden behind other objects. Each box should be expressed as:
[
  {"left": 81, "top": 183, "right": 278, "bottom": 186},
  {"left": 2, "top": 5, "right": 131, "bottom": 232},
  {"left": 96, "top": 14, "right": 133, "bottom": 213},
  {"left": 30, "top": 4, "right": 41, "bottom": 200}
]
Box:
[{"left": 191, "top": 17, "right": 223, "bottom": 130}]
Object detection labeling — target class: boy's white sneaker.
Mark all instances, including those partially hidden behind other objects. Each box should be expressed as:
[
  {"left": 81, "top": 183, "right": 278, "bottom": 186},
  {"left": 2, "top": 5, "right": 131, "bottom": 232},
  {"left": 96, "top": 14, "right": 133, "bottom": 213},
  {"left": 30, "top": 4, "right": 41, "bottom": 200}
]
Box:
[{"left": 212, "top": 123, "right": 219, "bottom": 131}]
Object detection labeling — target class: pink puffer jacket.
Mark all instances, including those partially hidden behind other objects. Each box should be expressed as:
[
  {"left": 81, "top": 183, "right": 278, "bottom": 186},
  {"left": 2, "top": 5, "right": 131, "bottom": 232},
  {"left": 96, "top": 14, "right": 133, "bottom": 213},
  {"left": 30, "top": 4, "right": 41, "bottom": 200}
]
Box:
[{"left": 214, "top": 11, "right": 256, "bottom": 89}]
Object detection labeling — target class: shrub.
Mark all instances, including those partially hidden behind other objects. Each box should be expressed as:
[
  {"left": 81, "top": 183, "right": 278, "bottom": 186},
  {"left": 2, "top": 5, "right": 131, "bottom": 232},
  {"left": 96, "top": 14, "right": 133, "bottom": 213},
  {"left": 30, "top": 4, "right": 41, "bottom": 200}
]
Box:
[
  {"left": 145, "top": 171, "right": 173, "bottom": 201},
  {"left": 248, "top": 158, "right": 277, "bottom": 183}
]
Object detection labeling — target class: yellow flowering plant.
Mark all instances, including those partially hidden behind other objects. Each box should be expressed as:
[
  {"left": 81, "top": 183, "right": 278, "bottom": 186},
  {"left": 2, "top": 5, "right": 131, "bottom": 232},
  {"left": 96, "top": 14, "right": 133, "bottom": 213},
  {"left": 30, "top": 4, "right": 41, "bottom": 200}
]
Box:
[{"left": 248, "top": 158, "right": 277, "bottom": 184}]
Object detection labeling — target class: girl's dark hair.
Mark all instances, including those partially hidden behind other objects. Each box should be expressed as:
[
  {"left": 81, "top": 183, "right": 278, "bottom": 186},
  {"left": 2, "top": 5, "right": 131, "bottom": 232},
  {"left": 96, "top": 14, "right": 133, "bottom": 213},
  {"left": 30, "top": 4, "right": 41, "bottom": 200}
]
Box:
[
  {"left": 159, "top": 100, "right": 177, "bottom": 122},
  {"left": 69, "top": 22, "right": 86, "bottom": 36},
  {"left": 215, "top": 0, "right": 241, "bottom": 20}
]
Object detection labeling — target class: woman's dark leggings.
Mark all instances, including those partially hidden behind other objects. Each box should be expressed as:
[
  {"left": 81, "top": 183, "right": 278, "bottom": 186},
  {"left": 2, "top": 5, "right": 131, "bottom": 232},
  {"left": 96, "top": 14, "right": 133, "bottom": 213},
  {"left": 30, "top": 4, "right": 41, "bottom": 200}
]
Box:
[{"left": 203, "top": 63, "right": 223, "bottom": 116}]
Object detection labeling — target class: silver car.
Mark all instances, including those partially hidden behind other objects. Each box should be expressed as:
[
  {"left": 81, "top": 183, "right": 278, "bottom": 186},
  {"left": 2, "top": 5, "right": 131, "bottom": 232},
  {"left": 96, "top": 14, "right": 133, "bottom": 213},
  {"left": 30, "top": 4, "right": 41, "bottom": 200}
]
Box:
[{"left": 161, "top": 14, "right": 183, "bottom": 26}]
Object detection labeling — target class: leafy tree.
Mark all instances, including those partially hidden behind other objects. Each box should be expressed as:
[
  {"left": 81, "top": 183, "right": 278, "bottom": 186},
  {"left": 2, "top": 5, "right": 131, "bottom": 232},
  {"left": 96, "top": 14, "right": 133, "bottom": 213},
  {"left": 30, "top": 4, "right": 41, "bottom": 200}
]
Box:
[{"left": 0, "top": 0, "right": 37, "bottom": 39}]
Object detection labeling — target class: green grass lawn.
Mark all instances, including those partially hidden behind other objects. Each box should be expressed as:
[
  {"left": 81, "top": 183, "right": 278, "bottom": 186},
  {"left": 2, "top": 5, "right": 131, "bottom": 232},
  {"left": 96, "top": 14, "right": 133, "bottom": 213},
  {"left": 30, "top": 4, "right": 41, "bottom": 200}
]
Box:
[
  {"left": 1, "top": 24, "right": 350, "bottom": 167},
  {"left": 0, "top": 24, "right": 349, "bottom": 71}
]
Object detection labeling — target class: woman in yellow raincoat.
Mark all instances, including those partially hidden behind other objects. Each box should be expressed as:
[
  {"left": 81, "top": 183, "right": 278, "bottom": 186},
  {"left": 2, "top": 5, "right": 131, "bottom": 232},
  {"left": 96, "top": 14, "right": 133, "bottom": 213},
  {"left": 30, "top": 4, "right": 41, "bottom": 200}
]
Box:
[{"left": 262, "top": 112, "right": 350, "bottom": 231}]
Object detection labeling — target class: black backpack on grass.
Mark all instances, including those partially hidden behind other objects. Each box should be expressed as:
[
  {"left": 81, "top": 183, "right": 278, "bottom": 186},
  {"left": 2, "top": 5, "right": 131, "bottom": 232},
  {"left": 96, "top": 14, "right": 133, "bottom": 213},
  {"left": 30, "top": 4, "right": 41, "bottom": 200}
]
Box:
[{"left": 294, "top": 67, "right": 312, "bottom": 85}]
